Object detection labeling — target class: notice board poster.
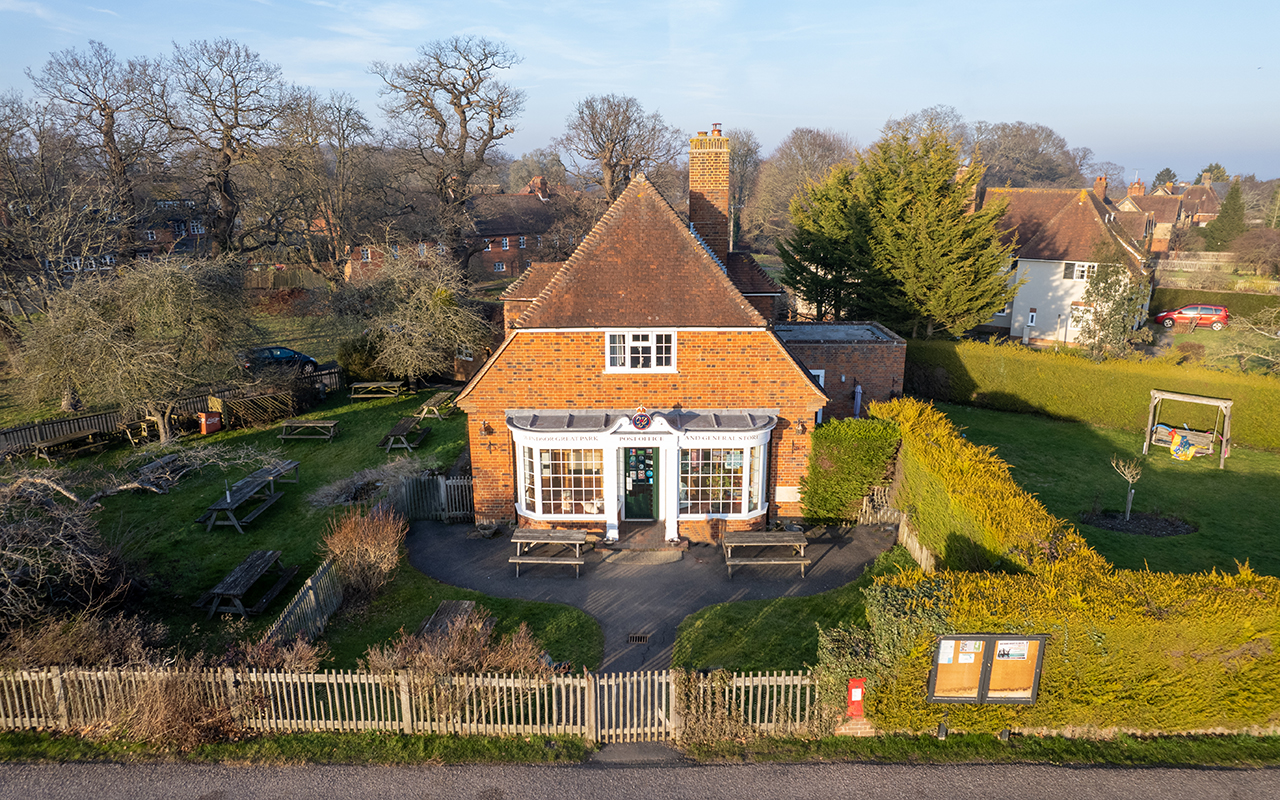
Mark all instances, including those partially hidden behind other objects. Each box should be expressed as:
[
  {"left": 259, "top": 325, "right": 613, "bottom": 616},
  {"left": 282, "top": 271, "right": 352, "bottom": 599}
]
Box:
[{"left": 928, "top": 634, "right": 1047, "bottom": 705}]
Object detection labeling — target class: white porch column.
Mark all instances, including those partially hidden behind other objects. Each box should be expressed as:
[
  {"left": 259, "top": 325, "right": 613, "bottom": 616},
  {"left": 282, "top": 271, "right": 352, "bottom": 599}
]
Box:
[
  {"left": 661, "top": 441, "right": 679, "bottom": 542},
  {"left": 603, "top": 441, "right": 620, "bottom": 541}
]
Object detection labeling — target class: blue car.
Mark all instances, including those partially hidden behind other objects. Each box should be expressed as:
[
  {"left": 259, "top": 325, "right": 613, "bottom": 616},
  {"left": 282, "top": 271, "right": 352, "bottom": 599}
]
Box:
[{"left": 240, "top": 346, "right": 319, "bottom": 375}]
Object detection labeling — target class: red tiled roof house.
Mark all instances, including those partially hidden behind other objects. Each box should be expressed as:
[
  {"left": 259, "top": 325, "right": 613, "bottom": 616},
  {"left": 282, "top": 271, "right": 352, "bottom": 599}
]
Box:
[{"left": 457, "top": 128, "right": 832, "bottom": 543}]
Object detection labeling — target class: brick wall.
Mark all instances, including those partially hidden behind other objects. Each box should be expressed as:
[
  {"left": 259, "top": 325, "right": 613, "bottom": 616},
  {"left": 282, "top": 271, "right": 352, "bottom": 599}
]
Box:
[
  {"left": 458, "top": 328, "right": 826, "bottom": 524},
  {"left": 784, "top": 341, "right": 906, "bottom": 419},
  {"left": 688, "top": 129, "right": 730, "bottom": 264}
]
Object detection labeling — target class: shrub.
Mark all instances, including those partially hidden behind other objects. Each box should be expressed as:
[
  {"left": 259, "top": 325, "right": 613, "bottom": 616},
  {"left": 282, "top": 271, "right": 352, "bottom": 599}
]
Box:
[
  {"left": 322, "top": 505, "right": 407, "bottom": 603},
  {"left": 1151, "top": 287, "right": 1280, "bottom": 317},
  {"left": 111, "top": 657, "right": 240, "bottom": 751},
  {"left": 801, "top": 418, "right": 900, "bottom": 522},
  {"left": 0, "top": 612, "right": 170, "bottom": 669},
  {"left": 336, "top": 333, "right": 388, "bottom": 382},
  {"left": 361, "top": 607, "right": 549, "bottom": 677}
]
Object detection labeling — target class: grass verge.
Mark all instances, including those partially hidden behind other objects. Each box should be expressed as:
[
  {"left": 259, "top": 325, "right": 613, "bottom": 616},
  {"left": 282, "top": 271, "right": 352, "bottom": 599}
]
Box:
[
  {"left": 670, "top": 547, "right": 917, "bottom": 671},
  {"left": 0, "top": 730, "right": 593, "bottom": 765},
  {"left": 686, "top": 732, "right": 1280, "bottom": 767},
  {"left": 936, "top": 403, "right": 1280, "bottom": 577}
]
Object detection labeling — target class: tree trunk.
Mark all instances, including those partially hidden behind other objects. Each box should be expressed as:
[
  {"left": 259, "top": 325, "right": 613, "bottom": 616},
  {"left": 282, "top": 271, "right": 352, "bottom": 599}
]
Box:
[{"left": 1124, "top": 487, "right": 1135, "bottom": 521}]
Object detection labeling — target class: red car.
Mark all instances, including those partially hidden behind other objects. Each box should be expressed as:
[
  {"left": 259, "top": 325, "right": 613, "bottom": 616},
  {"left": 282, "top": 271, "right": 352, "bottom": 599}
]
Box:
[{"left": 1154, "top": 304, "right": 1229, "bottom": 330}]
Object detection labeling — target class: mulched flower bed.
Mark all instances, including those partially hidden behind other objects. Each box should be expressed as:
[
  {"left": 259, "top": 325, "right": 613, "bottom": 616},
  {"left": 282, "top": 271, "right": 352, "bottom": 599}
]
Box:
[{"left": 1080, "top": 511, "right": 1198, "bottom": 537}]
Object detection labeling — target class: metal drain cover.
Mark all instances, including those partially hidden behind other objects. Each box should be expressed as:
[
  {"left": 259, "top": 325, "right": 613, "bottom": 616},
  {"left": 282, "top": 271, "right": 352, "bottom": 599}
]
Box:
[{"left": 627, "top": 633, "right": 650, "bottom": 644}]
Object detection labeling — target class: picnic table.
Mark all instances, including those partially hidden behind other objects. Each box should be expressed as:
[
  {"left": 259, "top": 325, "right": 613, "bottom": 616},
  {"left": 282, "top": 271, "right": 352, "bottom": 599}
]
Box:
[
  {"left": 378, "top": 417, "right": 431, "bottom": 454},
  {"left": 191, "top": 550, "right": 299, "bottom": 619},
  {"left": 32, "top": 429, "right": 108, "bottom": 463},
  {"left": 414, "top": 390, "right": 457, "bottom": 421},
  {"left": 349, "top": 381, "right": 406, "bottom": 401},
  {"left": 721, "top": 530, "right": 811, "bottom": 578},
  {"left": 510, "top": 528, "right": 588, "bottom": 577},
  {"left": 278, "top": 418, "right": 341, "bottom": 442},
  {"left": 200, "top": 460, "right": 300, "bottom": 534}
]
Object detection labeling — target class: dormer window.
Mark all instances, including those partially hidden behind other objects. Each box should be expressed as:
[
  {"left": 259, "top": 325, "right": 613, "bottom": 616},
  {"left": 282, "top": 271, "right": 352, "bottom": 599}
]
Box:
[{"left": 606, "top": 331, "right": 675, "bottom": 372}]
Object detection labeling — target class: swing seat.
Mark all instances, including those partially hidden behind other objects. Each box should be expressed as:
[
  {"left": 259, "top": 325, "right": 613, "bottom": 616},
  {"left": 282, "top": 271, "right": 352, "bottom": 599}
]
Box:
[{"left": 1150, "top": 423, "right": 1215, "bottom": 456}]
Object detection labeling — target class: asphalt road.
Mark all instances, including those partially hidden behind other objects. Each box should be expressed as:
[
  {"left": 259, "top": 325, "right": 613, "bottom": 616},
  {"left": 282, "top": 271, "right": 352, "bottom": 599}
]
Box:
[{"left": 1, "top": 760, "right": 1276, "bottom": 800}]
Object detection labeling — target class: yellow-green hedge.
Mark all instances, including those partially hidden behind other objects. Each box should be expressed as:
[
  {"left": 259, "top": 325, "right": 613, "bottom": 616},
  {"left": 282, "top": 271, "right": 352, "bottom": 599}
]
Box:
[
  {"left": 905, "top": 339, "right": 1280, "bottom": 451},
  {"left": 830, "top": 398, "right": 1280, "bottom": 735}
]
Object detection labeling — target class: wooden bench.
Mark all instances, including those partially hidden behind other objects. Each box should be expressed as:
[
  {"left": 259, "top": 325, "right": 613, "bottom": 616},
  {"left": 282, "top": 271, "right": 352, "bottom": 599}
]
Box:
[
  {"left": 278, "top": 419, "right": 340, "bottom": 442},
  {"left": 724, "top": 556, "right": 813, "bottom": 578},
  {"left": 32, "top": 429, "right": 108, "bottom": 463},
  {"left": 378, "top": 418, "right": 430, "bottom": 453},
  {"left": 199, "top": 461, "right": 299, "bottom": 533},
  {"left": 414, "top": 391, "right": 457, "bottom": 421},
  {"left": 722, "top": 530, "right": 810, "bottom": 578},
  {"left": 509, "top": 554, "right": 587, "bottom": 578},
  {"left": 192, "top": 550, "right": 299, "bottom": 619},
  {"left": 349, "top": 381, "right": 405, "bottom": 401}
]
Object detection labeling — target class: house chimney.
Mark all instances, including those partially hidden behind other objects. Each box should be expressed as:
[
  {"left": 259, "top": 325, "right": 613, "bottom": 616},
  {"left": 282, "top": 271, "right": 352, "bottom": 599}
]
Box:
[
  {"left": 1093, "top": 176, "right": 1108, "bottom": 202},
  {"left": 1201, "top": 172, "right": 1212, "bottom": 185},
  {"left": 688, "top": 123, "right": 731, "bottom": 264},
  {"left": 1128, "top": 180, "right": 1144, "bottom": 197}
]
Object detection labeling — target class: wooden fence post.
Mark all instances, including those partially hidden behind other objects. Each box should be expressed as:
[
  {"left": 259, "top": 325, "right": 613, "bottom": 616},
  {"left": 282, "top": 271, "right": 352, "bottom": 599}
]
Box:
[
  {"left": 50, "top": 667, "right": 69, "bottom": 730},
  {"left": 397, "top": 672, "right": 413, "bottom": 734},
  {"left": 585, "top": 671, "right": 598, "bottom": 744}
]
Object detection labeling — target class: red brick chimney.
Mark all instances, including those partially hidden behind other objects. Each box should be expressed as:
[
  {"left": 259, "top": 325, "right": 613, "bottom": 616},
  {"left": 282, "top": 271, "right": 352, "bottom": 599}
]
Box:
[
  {"left": 1128, "top": 180, "right": 1144, "bottom": 197},
  {"left": 1093, "top": 176, "right": 1108, "bottom": 202},
  {"left": 688, "top": 124, "right": 730, "bottom": 264}
]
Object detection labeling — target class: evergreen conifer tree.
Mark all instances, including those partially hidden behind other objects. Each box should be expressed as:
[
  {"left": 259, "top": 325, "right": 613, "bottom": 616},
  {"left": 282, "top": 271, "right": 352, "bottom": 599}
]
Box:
[{"left": 1200, "top": 180, "right": 1247, "bottom": 251}]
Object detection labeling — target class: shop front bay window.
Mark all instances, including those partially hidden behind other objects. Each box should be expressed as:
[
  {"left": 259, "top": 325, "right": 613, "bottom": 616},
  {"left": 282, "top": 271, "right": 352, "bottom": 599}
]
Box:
[
  {"left": 520, "top": 447, "right": 605, "bottom": 516},
  {"left": 679, "top": 445, "right": 764, "bottom": 516}
]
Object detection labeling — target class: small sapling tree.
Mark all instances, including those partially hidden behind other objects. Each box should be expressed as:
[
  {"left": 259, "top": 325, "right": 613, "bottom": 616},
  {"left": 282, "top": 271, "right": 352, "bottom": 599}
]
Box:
[{"left": 1110, "top": 454, "right": 1143, "bottom": 521}]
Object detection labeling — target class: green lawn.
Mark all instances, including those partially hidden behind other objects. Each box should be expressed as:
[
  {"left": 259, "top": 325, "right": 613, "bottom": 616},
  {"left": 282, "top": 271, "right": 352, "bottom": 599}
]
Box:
[
  {"left": 69, "top": 391, "right": 600, "bottom": 671},
  {"left": 936, "top": 403, "right": 1280, "bottom": 577},
  {"left": 670, "top": 547, "right": 916, "bottom": 671}
]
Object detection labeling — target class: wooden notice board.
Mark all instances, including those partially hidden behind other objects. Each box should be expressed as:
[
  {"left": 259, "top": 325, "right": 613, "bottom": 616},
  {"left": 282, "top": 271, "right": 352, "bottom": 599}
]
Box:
[{"left": 928, "top": 634, "right": 1047, "bottom": 705}]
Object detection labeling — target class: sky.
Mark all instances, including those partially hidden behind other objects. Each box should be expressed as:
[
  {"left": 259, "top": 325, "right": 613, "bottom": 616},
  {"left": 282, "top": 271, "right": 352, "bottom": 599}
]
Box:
[{"left": 3, "top": 0, "right": 1278, "bottom": 182}]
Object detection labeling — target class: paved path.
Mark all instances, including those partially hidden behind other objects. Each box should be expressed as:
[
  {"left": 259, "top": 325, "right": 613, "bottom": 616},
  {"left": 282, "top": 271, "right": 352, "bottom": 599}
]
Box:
[{"left": 405, "top": 521, "right": 898, "bottom": 671}]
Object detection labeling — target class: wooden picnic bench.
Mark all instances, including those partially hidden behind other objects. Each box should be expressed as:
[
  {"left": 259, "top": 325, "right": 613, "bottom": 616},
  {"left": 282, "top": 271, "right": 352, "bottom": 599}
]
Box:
[
  {"left": 378, "top": 418, "right": 431, "bottom": 454},
  {"left": 278, "top": 418, "right": 341, "bottom": 442},
  {"left": 192, "top": 550, "right": 298, "bottom": 619},
  {"left": 510, "top": 529, "right": 588, "bottom": 578},
  {"left": 200, "top": 460, "right": 300, "bottom": 533},
  {"left": 349, "top": 381, "right": 406, "bottom": 401},
  {"left": 32, "top": 429, "right": 108, "bottom": 463},
  {"left": 722, "top": 530, "right": 811, "bottom": 578},
  {"left": 414, "top": 390, "right": 457, "bottom": 421}
]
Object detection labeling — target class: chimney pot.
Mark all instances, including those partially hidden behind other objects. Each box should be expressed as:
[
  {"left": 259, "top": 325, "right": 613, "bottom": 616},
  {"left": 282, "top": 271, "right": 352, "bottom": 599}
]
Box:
[
  {"left": 711, "top": 124, "right": 722, "bottom": 136},
  {"left": 696, "top": 131, "right": 707, "bottom": 137}
]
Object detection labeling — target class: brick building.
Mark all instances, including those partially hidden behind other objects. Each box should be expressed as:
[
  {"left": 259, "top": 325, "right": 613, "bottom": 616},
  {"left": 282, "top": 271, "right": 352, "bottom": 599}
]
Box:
[{"left": 457, "top": 127, "right": 903, "bottom": 542}]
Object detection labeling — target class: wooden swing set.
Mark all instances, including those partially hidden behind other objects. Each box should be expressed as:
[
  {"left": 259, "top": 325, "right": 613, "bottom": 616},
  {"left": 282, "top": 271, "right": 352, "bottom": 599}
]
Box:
[{"left": 1142, "top": 389, "right": 1233, "bottom": 469}]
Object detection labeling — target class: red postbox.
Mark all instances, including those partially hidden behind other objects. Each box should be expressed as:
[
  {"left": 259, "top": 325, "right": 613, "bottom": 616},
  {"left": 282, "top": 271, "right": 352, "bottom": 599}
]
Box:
[
  {"left": 197, "top": 411, "right": 222, "bottom": 435},
  {"left": 847, "top": 678, "right": 866, "bottom": 717}
]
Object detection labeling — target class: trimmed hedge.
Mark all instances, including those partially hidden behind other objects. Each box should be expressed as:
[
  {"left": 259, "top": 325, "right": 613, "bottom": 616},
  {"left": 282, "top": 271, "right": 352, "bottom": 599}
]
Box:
[
  {"left": 801, "top": 418, "right": 900, "bottom": 522},
  {"left": 814, "top": 398, "right": 1280, "bottom": 736},
  {"left": 1151, "top": 287, "right": 1280, "bottom": 319},
  {"left": 905, "top": 339, "right": 1280, "bottom": 451}
]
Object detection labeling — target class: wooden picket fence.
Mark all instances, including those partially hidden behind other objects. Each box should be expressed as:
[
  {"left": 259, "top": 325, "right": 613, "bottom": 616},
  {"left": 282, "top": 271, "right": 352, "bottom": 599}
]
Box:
[
  {"left": 262, "top": 559, "right": 344, "bottom": 645},
  {"left": 389, "top": 475, "right": 475, "bottom": 522},
  {"left": 0, "top": 668, "right": 815, "bottom": 743}
]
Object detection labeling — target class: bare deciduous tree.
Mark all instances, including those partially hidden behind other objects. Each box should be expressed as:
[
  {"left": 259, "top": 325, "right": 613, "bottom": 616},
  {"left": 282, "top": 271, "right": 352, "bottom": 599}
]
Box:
[
  {"left": 372, "top": 36, "right": 524, "bottom": 255},
  {"left": 141, "top": 39, "right": 290, "bottom": 255},
  {"left": 331, "top": 250, "right": 492, "bottom": 379},
  {"left": 971, "top": 120, "right": 1084, "bottom": 188},
  {"left": 19, "top": 258, "right": 256, "bottom": 442},
  {"left": 556, "top": 94, "right": 685, "bottom": 202},
  {"left": 723, "top": 127, "right": 761, "bottom": 252},
  {"left": 1110, "top": 454, "right": 1143, "bottom": 521},
  {"left": 742, "top": 127, "right": 856, "bottom": 249},
  {"left": 27, "top": 40, "right": 164, "bottom": 220}
]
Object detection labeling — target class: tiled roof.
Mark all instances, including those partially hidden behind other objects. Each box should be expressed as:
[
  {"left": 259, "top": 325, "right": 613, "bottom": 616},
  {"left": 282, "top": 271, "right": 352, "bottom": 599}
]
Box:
[
  {"left": 1117, "top": 194, "right": 1183, "bottom": 224},
  {"left": 1180, "top": 185, "right": 1220, "bottom": 218},
  {"left": 511, "top": 174, "right": 768, "bottom": 329},
  {"left": 982, "top": 187, "right": 1144, "bottom": 267},
  {"left": 501, "top": 262, "right": 561, "bottom": 301},
  {"left": 467, "top": 192, "right": 570, "bottom": 238},
  {"left": 726, "top": 252, "right": 783, "bottom": 295},
  {"left": 1115, "top": 210, "right": 1150, "bottom": 241}
]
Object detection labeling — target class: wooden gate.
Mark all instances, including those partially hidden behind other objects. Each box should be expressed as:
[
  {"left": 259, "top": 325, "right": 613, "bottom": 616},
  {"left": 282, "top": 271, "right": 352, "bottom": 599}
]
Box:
[
  {"left": 390, "top": 475, "right": 474, "bottom": 522},
  {"left": 591, "top": 670, "right": 674, "bottom": 742}
]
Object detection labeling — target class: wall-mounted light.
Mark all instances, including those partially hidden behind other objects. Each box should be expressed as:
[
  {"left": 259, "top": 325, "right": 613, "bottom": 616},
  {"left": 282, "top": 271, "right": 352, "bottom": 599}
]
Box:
[
  {"left": 480, "top": 421, "right": 495, "bottom": 436},
  {"left": 797, "top": 420, "right": 807, "bottom": 435}
]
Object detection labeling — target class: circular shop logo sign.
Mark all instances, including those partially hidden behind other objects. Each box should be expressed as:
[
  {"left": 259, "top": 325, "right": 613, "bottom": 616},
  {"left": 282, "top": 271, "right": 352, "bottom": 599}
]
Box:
[{"left": 631, "top": 411, "right": 653, "bottom": 430}]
